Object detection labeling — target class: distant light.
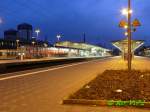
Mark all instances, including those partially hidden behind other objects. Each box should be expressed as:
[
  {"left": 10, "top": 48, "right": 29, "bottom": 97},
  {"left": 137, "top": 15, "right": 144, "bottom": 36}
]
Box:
[
  {"left": 115, "top": 89, "right": 122, "bottom": 93},
  {"left": 140, "top": 75, "right": 144, "bottom": 78},
  {"left": 125, "top": 32, "right": 128, "bottom": 36},
  {"left": 32, "top": 41, "right": 35, "bottom": 45},
  {"left": 0, "top": 18, "right": 3, "bottom": 24},
  {"left": 85, "top": 85, "right": 90, "bottom": 89},
  {"left": 44, "top": 43, "right": 48, "bottom": 47}
]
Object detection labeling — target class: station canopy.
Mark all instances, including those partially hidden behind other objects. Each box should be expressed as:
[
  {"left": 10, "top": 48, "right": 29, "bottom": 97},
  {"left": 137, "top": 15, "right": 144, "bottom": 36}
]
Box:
[
  {"left": 112, "top": 38, "right": 144, "bottom": 52},
  {"left": 55, "top": 41, "right": 110, "bottom": 51}
]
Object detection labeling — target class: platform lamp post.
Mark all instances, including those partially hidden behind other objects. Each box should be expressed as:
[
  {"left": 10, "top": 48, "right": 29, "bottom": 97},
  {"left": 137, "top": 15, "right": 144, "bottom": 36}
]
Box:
[
  {"left": 32, "top": 41, "right": 35, "bottom": 58},
  {"left": 35, "top": 29, "right": 40, "bottom": 39},
  {"left": 56, "top": 34, "right": 62, "bottom": 56},
  {"left": 16, "top": 39, "right": 19, "bottom": 59},
  {"left": 16, "top": 39, "right": 19, "bottom": 50},
  {"left": 119, "top": 0, "right": 141, "bottom": 71},
  {"left": 44, "top": 43, "right": 48, "bottom": 57}
]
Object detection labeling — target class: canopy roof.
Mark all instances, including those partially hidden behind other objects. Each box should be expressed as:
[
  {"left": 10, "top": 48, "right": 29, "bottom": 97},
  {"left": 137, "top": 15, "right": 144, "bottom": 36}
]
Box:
[
  {"left": 55, "top": 41, "right": 110, "bottom": 51},
  {"left": 112, "top": 38, "right": 144, "bottom": 52}
]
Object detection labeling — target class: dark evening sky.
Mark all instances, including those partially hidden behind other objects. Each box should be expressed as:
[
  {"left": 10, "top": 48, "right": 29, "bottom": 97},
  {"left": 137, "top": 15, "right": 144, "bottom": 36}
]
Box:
[{"left": 0, "top": 0, "right": 150, "bottom": 48}]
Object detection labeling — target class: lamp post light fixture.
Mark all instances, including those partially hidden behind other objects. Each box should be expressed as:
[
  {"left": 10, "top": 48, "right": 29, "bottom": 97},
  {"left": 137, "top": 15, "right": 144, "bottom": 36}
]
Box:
[
  {"left": 124, "top": 25, "right": 128, "bottom": 29},
  {"left": 35, "top": 29, "right": 40, "bottom": 39},
  {"left": 56, "top": 34, "right": 61, "bottom": 42},
  {"left": 121, "top": 8, "right": 128, "bottom": 15},
  {"left": 32, "top": 41, "right": 35, "bottom": 46},
  {"left": 121, "top": 8, "right": 133, "bottom": 16}
]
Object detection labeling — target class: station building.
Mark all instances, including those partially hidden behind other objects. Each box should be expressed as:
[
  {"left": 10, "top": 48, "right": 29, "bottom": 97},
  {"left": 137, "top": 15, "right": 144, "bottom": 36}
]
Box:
[{"left": 4, "top": 29, "right": 18, "bottom": 41}]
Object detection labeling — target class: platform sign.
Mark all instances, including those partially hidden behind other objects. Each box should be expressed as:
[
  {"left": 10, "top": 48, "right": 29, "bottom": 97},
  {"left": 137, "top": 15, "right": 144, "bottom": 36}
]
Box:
[
  {"left": 119, "top": 20, "right": 128, "bottom": 28},
  {"left": 132, "top": 19, "right": 141, "bottom": 27}
]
